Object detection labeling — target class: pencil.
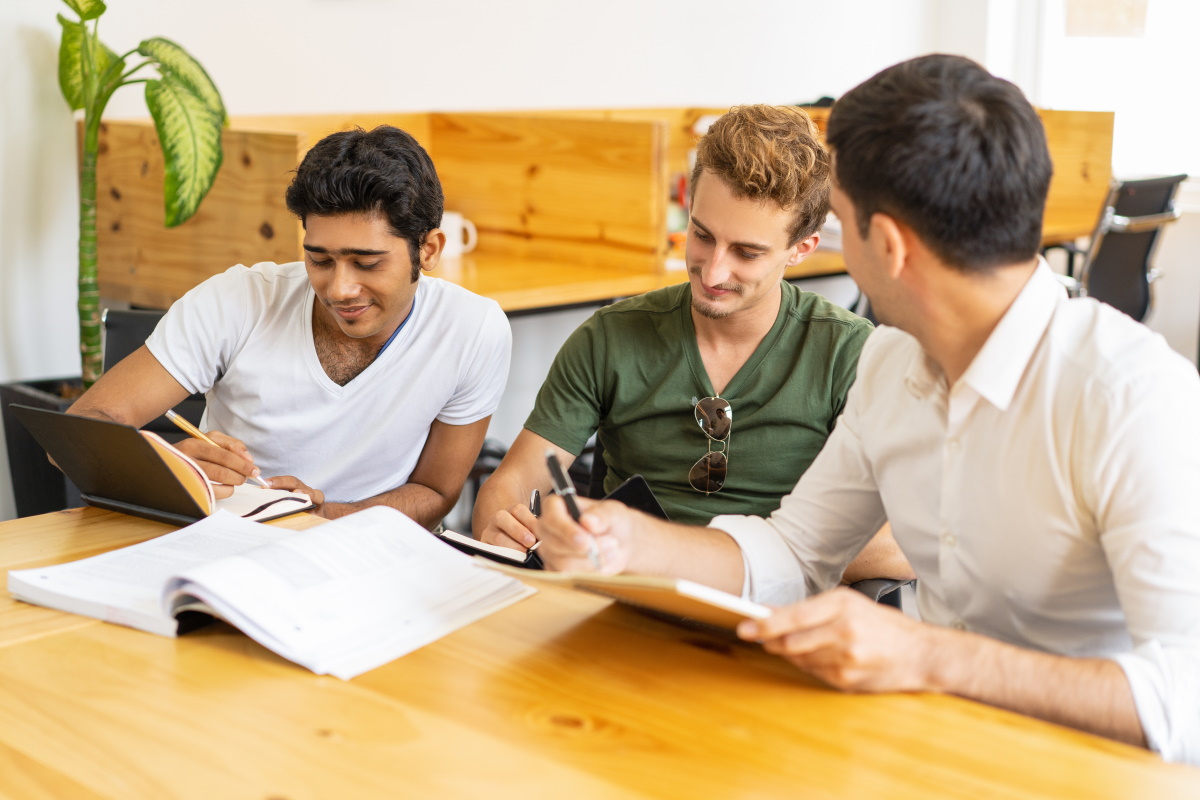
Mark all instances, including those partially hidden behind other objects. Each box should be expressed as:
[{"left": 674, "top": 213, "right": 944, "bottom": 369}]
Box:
[{"left": 164, "top": 409, "right": 272, "bottom": 489}]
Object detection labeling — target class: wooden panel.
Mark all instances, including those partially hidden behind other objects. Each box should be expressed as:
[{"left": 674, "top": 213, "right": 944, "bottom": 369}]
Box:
[
  {"left": 430, "top": 113, "right": 667, "bottom": 271},
  {"left": 229, "top": 112, "right": 433, "bottom": 154},
  {"left": 1040, "top": 108, "right": 1114, "bottom": 243},
  {"left": 95, "top": 121, "right": 304, "bottom": 309}
]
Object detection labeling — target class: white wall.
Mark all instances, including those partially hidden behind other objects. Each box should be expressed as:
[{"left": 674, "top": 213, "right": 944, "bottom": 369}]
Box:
[{"left": 0, "top": 0, "right": 940, "bottom": 520}]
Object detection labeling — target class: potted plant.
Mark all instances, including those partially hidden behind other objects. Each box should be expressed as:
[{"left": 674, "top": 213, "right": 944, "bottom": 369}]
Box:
[{"left": 1, "top": 0, "right": 226, "bottom": 516}]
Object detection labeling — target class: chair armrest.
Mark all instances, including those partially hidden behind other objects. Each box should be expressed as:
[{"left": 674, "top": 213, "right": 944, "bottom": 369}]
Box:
[{"left": 849, "top": 578, "right": 914, "bottom": 603}]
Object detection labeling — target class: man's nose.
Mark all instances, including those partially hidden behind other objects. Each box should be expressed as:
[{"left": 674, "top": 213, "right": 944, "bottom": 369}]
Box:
[
  {"left": 701, "top": 247, "right": 733, "bottom": 287},
  {"left": 327, "top": 264, "right": 360, "bottom": 300}
]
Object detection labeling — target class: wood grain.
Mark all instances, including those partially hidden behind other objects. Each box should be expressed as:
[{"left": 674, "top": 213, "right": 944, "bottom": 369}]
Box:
[
  {"left": 0, "top": 507, "right": 1198, "bottom": 798},
  {"left": 431, "top": 112, "right": 667, "bottom": 271},
  {"left": 95, "top": 121, "right": 302, "bottom": 309}
]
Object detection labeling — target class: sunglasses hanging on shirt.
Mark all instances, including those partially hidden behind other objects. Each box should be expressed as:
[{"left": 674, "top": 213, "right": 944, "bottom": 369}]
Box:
[{"left": 689, "top": 396, "right": 731, "bottom": 494}]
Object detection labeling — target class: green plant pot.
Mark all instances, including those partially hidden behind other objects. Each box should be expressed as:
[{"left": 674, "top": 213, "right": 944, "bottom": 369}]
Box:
[{"left": 1, "top": 378, "right": 84, "bottom": 517}]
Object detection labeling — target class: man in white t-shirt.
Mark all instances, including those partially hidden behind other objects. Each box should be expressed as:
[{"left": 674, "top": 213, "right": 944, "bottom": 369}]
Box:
[
  {"left": 68, "top": 125, "right": 511, "bottom": 527},
  {"left": 531, "top": 56, "right": 1200, "bottom": 762}
]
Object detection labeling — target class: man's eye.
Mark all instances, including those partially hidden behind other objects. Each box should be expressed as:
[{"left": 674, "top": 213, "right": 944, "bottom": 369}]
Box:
[
  {"left": 309, "top": 257, "right": 332, "bottom": 267},
  {"left": 738, "top": 250, "right": 763, "bottom": 260},
  {"left": 692, "top": 229, "right": 712, "bottom": 242},
  {"left": 356, "top": 261, "right": 382, "bottom": 270}
]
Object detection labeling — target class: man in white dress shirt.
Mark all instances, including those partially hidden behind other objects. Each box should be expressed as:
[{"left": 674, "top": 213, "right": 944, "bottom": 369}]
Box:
[{"left": 532, "top": 54, "right": 1200, "bottom": 762}]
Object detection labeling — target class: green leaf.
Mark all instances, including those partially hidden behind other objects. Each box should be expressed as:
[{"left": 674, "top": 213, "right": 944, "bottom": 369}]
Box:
[
  {"left": 137, "top": 38, "right": 227, "bottom": 125},
  {"left": 145, "top": 76, "right": 224, "bottom": 227},
  {"left": 61, "top": 0, "right": 107, "bottom": 22},
  {"left": 57, "top": 14, "right": 122, "bottom": 111}
]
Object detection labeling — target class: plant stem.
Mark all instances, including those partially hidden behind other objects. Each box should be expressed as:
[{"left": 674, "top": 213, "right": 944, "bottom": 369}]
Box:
[{"left": 78, "top": 105, "right": 102, "bottom": 388}]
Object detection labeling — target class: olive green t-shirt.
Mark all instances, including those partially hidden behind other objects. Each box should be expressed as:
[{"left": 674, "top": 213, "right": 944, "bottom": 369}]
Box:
[{"left": 524, "top": 281, "right": 872, "bottom": 524}]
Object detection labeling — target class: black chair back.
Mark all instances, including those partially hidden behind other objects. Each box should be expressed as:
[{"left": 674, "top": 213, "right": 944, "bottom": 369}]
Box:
[
  {"left": 1079, "top": 174, "right": 1187, "bottom": 321},
  {"left": 101, "top": 308, "right": 206, "bottom": 436}
]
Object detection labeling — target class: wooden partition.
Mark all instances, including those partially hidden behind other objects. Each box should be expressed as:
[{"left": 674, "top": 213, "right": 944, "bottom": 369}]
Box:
[{"left": 92, "top": 106, "right": 1113, "bottom": 312}]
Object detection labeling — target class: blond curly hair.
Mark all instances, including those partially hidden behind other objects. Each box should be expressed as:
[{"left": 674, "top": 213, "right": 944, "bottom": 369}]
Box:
[{"left": 690, "top": 105, "right": 830, "bottom": 245}]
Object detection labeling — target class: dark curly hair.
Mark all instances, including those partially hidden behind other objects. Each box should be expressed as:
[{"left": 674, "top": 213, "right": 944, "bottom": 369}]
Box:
[{"left": 285, "top": 125, "right": 444, "bottom": 280}]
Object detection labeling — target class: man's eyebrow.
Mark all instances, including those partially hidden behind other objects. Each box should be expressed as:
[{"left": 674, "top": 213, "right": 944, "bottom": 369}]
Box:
[
  {"left": 303, "top": 244, "right": 389, "bottom": 256},
  {"left": 691, "top": 216, "right": 771, "bottom": 252}
]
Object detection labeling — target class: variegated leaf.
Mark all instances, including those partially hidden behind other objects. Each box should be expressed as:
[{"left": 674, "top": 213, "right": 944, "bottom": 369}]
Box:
[
  {"left": 61, "top": 0, "right": 107, "bottom": 22},
  {"left": 57, "top": 14, "right": 122, "bottom": 111},
  {"left": 137, "top": 37, "right": 226, "bottom": 124},
  {"left": 145, "top": 76, "right": 224, "bottom": 227}
]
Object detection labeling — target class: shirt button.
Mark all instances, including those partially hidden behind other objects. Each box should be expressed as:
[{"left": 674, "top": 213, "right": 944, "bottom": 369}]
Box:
[
  {"left": 947, "top": 439, "right": 961, "bottom": 453},
  {"left": 952, "top": 619, "right": 968, "bottom": 631},
  {"left": 942, "top": 532, "right": 957, "bottom": 548}
]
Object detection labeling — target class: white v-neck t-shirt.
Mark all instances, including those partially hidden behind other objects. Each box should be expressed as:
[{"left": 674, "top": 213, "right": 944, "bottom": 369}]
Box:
[{"left": 147, "top": 262, "right": 511, "bottom": 503}]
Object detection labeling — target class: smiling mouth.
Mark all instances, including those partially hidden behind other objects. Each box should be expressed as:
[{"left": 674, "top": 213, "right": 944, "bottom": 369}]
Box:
[{"left": 331, "top": 303, "right": 371, "bottom": 320}]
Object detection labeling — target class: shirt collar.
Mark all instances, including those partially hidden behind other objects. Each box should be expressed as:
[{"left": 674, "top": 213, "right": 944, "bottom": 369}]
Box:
[
  {"left": 901, "top": 258, "right": 1064, "bottom": 407},
  {"left": 958, "top": 258, "right": 1063, "bottom": 411}
]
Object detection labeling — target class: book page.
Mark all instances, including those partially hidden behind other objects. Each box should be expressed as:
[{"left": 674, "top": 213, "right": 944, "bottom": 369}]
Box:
[
  {"left": 217, "top": 483, "right": 315, "bottom": 521},
  {"left": 6, "top": 512, "right": 289, "bottom": 637},
  {"left": 142, "top": 430, "right": 215, "bottom": 514},
  {"left": 163, "top": 506, "right": 534, "bottom": 678}
]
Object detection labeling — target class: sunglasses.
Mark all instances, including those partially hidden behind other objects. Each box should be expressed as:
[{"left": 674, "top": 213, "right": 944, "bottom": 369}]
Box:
[{"left": 689, "top": 396, "right": 731, "bottom": 494}]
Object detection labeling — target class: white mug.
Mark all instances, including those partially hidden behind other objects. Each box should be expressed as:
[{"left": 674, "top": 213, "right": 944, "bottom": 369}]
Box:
[{"left": 439, "top": 211, "right": 478, "bottom": 258}]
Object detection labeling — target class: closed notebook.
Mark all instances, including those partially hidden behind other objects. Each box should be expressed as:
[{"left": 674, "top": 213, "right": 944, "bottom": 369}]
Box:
[{"left": 9, "top": 404, "right": 314, "bottom": 524}]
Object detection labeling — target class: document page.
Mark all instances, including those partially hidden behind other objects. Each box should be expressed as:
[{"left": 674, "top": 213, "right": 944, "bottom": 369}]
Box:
[
  {"left": 163, "top": 506, "right": 535, "bottom": 678},
  {"left": 6, "top": 512, "right": 290, "bottom": 636}
]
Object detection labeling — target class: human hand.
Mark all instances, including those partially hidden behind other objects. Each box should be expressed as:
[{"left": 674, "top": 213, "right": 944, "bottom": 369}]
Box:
[
  {"left": 532, "top": 494, "right": 639, "bottom": 575},
  {"left": 737, "top": 587, "right": 932, "bottom": 693},
  {"left": 175, "top": 430, "right": 266, "bottom": 490},
  {"left": 479, "top": 502, "right": 540, "bottom": 551},
  {"left": 263, "top": 475, "right": 326, "bottom": 511}
]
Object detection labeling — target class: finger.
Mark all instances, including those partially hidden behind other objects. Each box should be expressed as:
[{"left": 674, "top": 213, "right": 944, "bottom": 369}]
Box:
[
  {"left": 176, "top": 438, "right": 258, "bottom": 483},
  {"left": 500, "top": 504, "right": 539, "bottom": 548},
  {"left": 481, "top": 513, "right": 532, "bottom": 551},
  {"left": 539, "top": 495, "right": 600, "bottom": 561},
  {"left": 738, "top": 590, "right": 852, "bottom": 641},
  {"left": 210, "top": 482, "right": 234, "bottom": 500},
  {"left": 207, "top": 430, "right": 254, "bottom": 461},
  {"left": 266, "top": 476, "right": 324, "bottom": 506}
]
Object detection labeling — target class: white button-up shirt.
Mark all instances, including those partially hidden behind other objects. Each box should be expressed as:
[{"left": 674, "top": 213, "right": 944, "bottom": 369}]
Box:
[{"left": 713, "top": 264, "right": 1200, "bottom": 763}]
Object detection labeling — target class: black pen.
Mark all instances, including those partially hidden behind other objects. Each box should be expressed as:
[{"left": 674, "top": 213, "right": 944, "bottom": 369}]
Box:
[
  {"left": 545, "top": 450, "right": 600, "bottom": 568},
  {"left": 527, "top": 489, "right": 543, "bottom": 552}
]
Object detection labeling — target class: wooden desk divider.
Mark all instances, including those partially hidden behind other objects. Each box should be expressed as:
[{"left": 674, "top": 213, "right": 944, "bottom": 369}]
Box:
[{"left": 92, "top": 106, "right": 1113, "bottom": 312}]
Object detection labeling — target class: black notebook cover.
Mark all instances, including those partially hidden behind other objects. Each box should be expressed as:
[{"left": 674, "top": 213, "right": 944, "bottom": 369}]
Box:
[{"left": 10, "top": 404, "right": 211, "bottom": 524}]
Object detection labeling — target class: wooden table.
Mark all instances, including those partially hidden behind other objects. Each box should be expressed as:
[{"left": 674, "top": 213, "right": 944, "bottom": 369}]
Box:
[{"left": 3, "top": 507, "right": 1196, "bottom": 799}]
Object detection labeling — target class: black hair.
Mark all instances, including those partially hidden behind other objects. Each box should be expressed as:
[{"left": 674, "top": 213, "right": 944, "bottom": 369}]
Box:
[
  {"left": 826, "top": 54, "right": 1052, "bottom": 271},
  {"left": 285, "top": 125, "right": 444, "bottom": 280}
]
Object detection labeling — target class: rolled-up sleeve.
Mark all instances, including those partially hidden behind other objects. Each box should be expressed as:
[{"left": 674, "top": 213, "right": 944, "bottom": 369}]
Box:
[{"left": 1088, "top": 358, "right": 1200, "bottom": 764}]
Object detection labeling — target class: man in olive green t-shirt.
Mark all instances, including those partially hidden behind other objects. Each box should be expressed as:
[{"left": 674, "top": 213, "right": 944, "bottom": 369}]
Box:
[{"left": 473, "top": 105, "right": 911, "bottom": 583}]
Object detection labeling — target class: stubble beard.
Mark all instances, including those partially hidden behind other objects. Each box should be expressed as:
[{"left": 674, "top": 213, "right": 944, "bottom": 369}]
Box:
[{"left": 689, "top": 269, "right": 744, "bottom": 320}]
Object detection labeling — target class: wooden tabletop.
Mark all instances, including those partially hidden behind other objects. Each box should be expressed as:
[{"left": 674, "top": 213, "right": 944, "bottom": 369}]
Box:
[{"left": 2, "top": 507, "right": 1196, "bottom": 798}]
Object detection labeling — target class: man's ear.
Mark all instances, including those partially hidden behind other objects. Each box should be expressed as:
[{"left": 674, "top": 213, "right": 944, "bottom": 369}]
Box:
[
  {"left": 786, "top": 233, "right": 820, "bottom": 266},
  {"left": 868, "top": 213, "right": 908, "bottom": 279},
  {"left": 419, "top": 229, "right": 447, "bottom": 272}
]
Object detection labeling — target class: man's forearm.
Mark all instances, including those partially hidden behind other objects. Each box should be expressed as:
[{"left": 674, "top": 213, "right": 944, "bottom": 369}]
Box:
[
  {"left": 626, "top": 517, "right": 747, "bottom": 596},
  {"left": 324, "top": 483, "right": 453, "bottom": 530},
  {"left": 923, "top": 625, "right": 1146, "bottom": 747}
]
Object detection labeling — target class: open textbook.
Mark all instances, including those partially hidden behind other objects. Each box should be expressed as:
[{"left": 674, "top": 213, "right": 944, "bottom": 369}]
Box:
[
  {"left": 485, "top": 562, "right": 771, "bottom": 631},
  {"left": 7, "top": 506, "right": 535, "bottom": 679},
  {"left": 9, "top": 404, "right": 314, "bottom": 523}
]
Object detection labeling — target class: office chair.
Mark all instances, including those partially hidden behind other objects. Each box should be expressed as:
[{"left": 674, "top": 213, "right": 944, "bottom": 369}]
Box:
[
  {"left": 101, "top": 308, "right": 206, "bottom": 438},
  {"left": 586, "top": 439, "right": 911, "bottom": 608},
  {"left": 1052, "top": 174, "right": 1187, "bottom": 322}
]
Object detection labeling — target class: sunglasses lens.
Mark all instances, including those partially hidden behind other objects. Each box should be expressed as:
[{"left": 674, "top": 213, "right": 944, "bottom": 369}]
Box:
[
  {"left": 689, "top": 451, "right": 728, "bottom": 494},
  {"left": 695, "top": 397, "right": 732, "bottom": 441}
]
